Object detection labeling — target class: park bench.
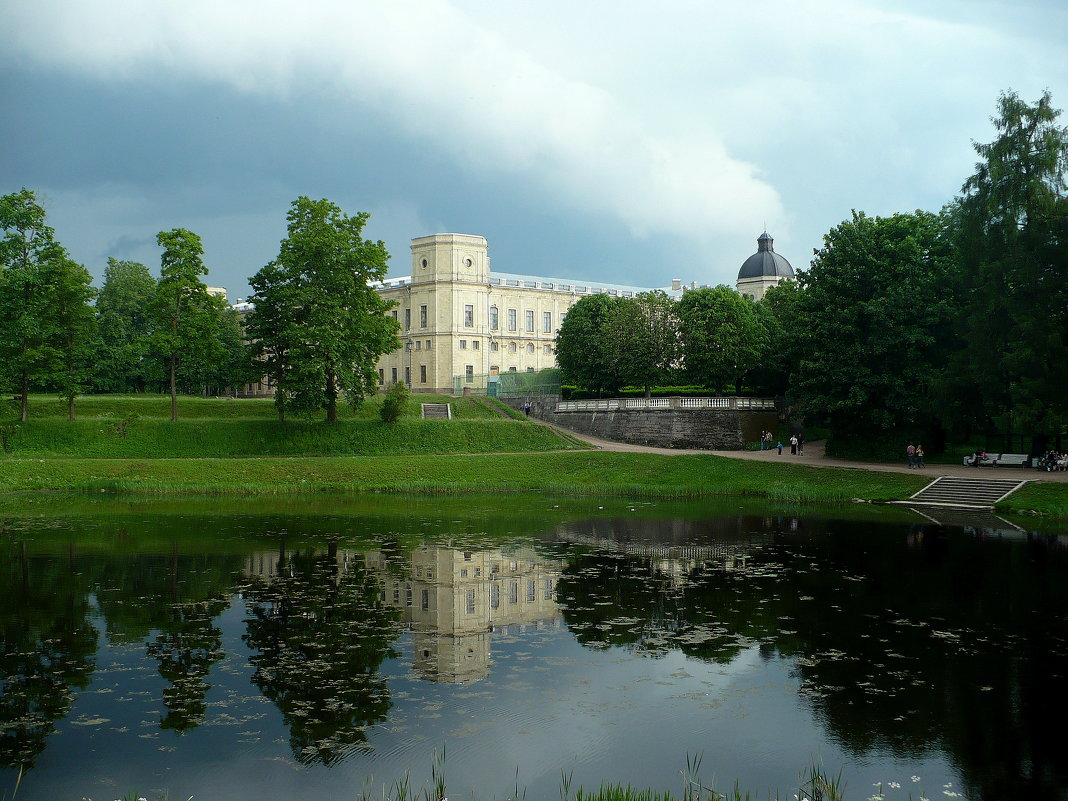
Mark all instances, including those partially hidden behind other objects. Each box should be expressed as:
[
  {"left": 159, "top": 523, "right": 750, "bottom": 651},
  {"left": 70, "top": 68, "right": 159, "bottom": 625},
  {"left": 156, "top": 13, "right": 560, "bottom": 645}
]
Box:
[
  {"left": 993, "top": 453, "right": 1030, "bottom": 468},
  {"left": 962, "top": 453, "right": 999, "bottom": 467}
]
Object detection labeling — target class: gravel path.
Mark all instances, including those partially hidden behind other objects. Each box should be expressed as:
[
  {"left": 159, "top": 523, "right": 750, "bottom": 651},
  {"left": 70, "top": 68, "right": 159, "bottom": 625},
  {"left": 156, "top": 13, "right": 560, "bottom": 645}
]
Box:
[{"left": 547, "top": 422, "right": 1068, "bottom": 483}]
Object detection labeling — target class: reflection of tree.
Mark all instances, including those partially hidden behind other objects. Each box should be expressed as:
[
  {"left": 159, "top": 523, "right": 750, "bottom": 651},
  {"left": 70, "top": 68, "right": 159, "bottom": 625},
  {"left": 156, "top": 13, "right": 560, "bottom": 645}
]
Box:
[
  {"left": 145, "top": 598, "right": 228, "bottom": 732},
  {"left": 241, "top": 547, "right": 402, "bottom": 766},
  {"left": 556, "top": 551, "right": 746, "bottom": 663},
  {"left": 0, "top": 541, "right": 97, "bottom": 769},
  {"left": 93, "top": 548, "right": 243, "bottom": 646},
  {"left": 91, "top": 546, "right": 240, "bottom": 733},
  {"left": 558, "top": 521, "right": 1068, "bottom": 801}
]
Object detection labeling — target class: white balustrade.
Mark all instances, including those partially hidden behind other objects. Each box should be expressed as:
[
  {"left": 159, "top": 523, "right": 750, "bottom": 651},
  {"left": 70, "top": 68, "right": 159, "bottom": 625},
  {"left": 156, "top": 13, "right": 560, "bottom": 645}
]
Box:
[{"left": 554, "top": 396, "right": 776, "bottom": 413}]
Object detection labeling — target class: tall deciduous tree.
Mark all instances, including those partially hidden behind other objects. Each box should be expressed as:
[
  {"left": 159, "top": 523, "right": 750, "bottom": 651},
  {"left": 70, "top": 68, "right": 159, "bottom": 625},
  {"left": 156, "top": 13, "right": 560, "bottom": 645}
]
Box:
[
  {"left": 677, "top": 285, "right": 767, "bottom": 394},
  {"left": 952, "top": 90, "right": 1068, "bottom": 440},
  {"left": 555, "top": 294, "right": 623, "bottom": 395},
  {"left": 246, "top": 259, "right": 296, "bottom": 420},
  {"left": 95, "top": 258, "right": 157, "bottom": 393},
  {"left": 750, "top": 280, "right": 805, "bottom": 396},
  {"left": 49, "top": 257, "right": 98, "bottom": 420},
  {"left": 152, "top": 229, "right": 219, "bottom": 421},
  {"left": 247, "top": 197, "right": 399, "bottom": 423},
  {"left": 0, "top": 189, "right": 73, "bottom": 421},
  {"left": 604, "top": 291, "right": 679, "bottom": 396},
  {"left": 790, "top": 210, "right": 958, "bottom": 435}
]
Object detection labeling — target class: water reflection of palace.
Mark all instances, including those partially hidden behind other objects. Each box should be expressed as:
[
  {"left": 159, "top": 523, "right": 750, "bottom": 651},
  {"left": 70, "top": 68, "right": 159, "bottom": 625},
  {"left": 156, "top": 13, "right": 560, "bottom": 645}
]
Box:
[{"left": 244, "top": 545, "right": 563, "bottom": 684}]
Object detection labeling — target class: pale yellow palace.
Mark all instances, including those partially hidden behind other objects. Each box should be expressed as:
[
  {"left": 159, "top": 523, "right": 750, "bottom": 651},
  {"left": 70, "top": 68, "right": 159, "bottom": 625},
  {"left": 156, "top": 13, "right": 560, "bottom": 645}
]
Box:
[
  {"left": 372, "top": 231, "right": 793, "bottom": 394},
  {"left": 234, "top": 231, "right": 792, "bottom": 397},
  {"left": 372, "top": 233, "right": 684, "bottom": 394}
]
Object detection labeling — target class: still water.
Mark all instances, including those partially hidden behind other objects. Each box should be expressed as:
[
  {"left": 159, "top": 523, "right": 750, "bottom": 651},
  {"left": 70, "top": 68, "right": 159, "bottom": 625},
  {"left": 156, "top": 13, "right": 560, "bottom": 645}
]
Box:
[{"left": 1, "top": 495, "right": 1065, "bottom": 801}]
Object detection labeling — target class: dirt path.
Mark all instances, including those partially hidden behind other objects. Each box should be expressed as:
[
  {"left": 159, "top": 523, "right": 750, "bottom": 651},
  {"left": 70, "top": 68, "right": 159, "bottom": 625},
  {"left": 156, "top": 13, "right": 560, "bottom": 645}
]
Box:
[{"left": 542, "top": 421, "right": 1068, "bottom": 483}]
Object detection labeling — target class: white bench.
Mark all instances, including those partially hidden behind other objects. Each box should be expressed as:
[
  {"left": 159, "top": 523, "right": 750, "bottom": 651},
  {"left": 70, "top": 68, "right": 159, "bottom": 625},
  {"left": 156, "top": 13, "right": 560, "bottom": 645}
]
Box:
[{"left": 994, "top": 453, "right": 1030, "bottom": 467}]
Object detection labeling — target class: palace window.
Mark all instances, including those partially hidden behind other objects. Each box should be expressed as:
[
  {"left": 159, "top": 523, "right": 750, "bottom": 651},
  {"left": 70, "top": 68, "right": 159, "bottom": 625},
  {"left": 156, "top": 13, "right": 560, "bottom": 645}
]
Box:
[
  {"left": 464, "top": 304, "right": 474, "bottom": 327},
  {"left": 543, "top": 311, "right": 552, "bottom": 333},
  {"left": 489, "top": 306, "right": 499, "bottom": 330},
  {"left": 420, "top": 365, "right": 426, "bottom": 383},
  {"left": 526, "top": 343, "right": 534, "bottom": 353},
  {"left": 404, "top": 308, "right": 411, "bottom": 330},
  {"left": 509, "top": 343, "right": 517, "bottom": 352},
  {"left": 508, "top": 309, "right": 517, "bottom": 331},
  {"left": 472, "top": 340, "right": 480, "bottom": 350},
  {"left": 391, "top": 367, "right": 397, "bottom": 383},
  {"left": 491, "top": 341, "right": 499, "bottom": 351},
  {"left": 378, "top": 368, "right": 384, "bottom": 385},
  {"left": 465, "top": 365, "right": 474, "bottom": 382},
  {"left": 420, "top": 305, "right": 427, "bottom": 327},
  {"left": 460, "top": 340, "right": 467, "bottom": 349},
  {"left": 525, "top": 310, "right": 534, "bottom": 332}
]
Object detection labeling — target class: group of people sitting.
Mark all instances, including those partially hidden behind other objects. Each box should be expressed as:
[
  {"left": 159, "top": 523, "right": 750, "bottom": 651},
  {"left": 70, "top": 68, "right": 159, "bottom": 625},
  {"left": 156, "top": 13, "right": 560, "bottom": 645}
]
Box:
[{"left": 1038, "top": 450, "right": 1068, "bottom": 471}]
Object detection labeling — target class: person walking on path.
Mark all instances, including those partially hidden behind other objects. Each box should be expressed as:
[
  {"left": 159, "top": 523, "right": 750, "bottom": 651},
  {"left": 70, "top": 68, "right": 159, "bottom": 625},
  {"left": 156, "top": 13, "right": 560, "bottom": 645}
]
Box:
[
  {"left": 777, "top": 440, "right": 783, "bottom": 455},
  {"left": 790, "top": 434, "right": 798, "bottom": 455},
  {"left": 760, "top": 430, "right": 767, "bottom": 450},
  {"left": 907, "top": 443, "right": 916, "bottom": 468},
  {"left": 916, "top": 444, "right": 925, "bottom": 468}
]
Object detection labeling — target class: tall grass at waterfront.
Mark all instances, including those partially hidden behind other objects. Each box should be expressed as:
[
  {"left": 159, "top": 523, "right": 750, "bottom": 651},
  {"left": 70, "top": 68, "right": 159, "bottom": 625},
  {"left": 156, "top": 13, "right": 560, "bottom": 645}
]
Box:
[{"left": 88, "top": 763, "right": 857, "bottom": 801}]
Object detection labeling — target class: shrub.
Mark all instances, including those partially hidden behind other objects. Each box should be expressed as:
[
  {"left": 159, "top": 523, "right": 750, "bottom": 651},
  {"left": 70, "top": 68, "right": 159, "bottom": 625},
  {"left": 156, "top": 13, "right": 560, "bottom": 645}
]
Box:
[{"left": 380, "top": 382, "right": 410, "bottom": 423}]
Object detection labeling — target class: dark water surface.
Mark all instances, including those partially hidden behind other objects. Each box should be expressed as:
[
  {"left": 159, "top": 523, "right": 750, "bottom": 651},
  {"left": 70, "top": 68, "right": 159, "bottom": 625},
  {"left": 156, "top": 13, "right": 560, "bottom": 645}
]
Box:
[{"left": 1, "top": 495, "right": 1065, "bottom": 801}]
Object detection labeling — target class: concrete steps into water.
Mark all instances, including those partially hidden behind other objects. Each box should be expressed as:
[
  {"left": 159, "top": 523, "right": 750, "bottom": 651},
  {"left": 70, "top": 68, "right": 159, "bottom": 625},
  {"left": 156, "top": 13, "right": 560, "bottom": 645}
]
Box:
[{"left": 892, "top": 476, "right": 1029, "bottom": 510}]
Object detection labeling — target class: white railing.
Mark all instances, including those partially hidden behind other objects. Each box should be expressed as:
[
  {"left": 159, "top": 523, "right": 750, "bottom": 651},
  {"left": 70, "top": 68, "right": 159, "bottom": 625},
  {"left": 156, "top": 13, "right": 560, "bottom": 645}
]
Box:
[{"left": 555, "top": 397, "right": 777, "bottom": 413}]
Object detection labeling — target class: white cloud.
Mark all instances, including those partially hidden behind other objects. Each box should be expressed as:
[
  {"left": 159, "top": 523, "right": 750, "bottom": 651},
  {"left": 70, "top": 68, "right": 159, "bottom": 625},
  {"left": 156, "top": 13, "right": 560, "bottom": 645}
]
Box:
[{"left": 3, "top": 0, "right": 783, "bottom": 246}]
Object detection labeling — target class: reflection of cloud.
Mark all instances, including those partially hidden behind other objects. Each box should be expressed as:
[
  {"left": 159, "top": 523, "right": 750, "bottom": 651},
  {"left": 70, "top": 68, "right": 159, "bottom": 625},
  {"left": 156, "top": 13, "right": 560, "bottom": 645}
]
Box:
[{"left": 5, "top": 0, "right": 782, "bottom": 245}]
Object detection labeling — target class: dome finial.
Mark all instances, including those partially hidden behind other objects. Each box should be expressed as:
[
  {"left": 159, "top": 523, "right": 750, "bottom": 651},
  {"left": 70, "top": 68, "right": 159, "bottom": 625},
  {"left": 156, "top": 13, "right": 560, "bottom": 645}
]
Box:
[{"left": 757, "top": 231, "right": 774, "bottom": 252}]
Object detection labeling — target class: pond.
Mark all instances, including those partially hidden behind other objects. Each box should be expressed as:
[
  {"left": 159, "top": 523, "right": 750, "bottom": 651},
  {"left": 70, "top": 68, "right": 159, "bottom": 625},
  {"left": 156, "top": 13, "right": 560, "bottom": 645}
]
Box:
[{"left": 0, "top": 495, "right": 1065, "bottom": 801}]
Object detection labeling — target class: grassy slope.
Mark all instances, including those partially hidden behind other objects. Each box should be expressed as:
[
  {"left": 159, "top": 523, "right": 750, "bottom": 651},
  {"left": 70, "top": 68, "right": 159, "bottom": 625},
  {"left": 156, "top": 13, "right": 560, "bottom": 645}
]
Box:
[
  {"left": 1, "top": 394, "right": 1065, "bottom": 516},
  {"left": 0, "top": 451, "right": 926, "bottom": 502}
]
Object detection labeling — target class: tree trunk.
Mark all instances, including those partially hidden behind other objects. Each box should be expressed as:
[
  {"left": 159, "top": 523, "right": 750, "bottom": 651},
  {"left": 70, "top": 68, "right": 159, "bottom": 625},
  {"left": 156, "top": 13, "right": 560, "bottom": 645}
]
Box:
[
  {"left": 67, "top": 334, "right": 76, "bottom": 421},
  {"left": 325, "top": 368, "right": 338, "bottom": 423},
  {"left": 20, "top": 371, "right": 28, "bottom": 423},
  {"left": 170, "top": 354, "right": 178, "bottom": 422}
]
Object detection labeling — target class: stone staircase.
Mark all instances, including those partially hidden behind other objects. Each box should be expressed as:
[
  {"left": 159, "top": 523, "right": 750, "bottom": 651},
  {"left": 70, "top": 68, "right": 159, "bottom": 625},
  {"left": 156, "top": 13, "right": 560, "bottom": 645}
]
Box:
[
  {"left": 897, "top": 476, "right": 1029, "bottom": 509},
  {"left": 420, "top": 403, "right": 452, "bottom": 420}
]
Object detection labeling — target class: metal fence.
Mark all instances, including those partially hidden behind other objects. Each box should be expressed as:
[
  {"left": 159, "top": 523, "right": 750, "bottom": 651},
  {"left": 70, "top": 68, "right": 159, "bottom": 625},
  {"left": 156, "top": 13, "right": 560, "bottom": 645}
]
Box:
[{"left": 452, "top": 369, "right": 562, "bottom": 398}]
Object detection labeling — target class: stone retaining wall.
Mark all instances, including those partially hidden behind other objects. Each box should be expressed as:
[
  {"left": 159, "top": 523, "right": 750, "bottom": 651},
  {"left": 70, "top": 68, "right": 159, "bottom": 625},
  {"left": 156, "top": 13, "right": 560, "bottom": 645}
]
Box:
[{"left": 505, "top": 396, "right": 779, "bottom": 450}]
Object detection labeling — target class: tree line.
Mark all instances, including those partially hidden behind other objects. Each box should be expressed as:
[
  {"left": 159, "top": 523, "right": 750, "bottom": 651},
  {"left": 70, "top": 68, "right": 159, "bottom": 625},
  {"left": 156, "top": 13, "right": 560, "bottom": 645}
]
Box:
[
  {"left": 556, "top": 91, "right": 1068, "bottom": 455},
  {"left": 0, "top": 195, "right": 399, "bottom": 422}
]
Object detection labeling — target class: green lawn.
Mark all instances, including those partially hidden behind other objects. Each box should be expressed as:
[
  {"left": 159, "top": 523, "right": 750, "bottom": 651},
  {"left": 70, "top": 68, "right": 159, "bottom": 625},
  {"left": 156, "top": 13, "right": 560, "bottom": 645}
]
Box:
[{"left": 2, "top": 394, "right": 1066, "bottom": 518}]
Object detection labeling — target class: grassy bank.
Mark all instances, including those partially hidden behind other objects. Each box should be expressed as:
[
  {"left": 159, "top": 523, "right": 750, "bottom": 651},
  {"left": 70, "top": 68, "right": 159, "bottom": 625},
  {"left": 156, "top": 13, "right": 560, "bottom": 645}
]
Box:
[
  {"left": 0, "top": 394, "right": 580, "bottom": 457},
  {"left": 0, "top": 392, "right": 499, "bottom": 421},
  {"left": 3, "top": 394, "right": 1067, "bottom": 517},
  {"left": 0, "top": 450, "right": 927, "bottom": 502},
  {"left": 0, "top": 417, "right": 580, "bottom": 457}
]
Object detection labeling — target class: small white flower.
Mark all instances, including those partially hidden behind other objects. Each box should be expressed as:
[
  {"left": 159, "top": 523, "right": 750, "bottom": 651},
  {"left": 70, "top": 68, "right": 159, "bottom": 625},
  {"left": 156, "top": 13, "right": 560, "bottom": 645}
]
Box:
[
  {"left": 912, "top": 776, "right": 922, "bottom": 783},
  {"left": 889, "top": 782, "right": 901, "bottom": 789}
]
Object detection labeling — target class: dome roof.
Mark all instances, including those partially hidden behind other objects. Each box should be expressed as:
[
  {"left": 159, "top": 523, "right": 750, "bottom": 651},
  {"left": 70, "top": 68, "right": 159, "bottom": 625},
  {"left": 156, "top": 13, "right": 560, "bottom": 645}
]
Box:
[{"left": 738, "top": 231, "right": 794, "bottom": 280}]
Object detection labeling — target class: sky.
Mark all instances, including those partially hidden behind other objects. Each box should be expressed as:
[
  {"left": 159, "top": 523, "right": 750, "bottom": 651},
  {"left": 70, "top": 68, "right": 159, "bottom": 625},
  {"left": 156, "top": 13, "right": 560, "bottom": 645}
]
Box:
[{"left": 2, "top": 0, "right": 1066, "bottom": 300}]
